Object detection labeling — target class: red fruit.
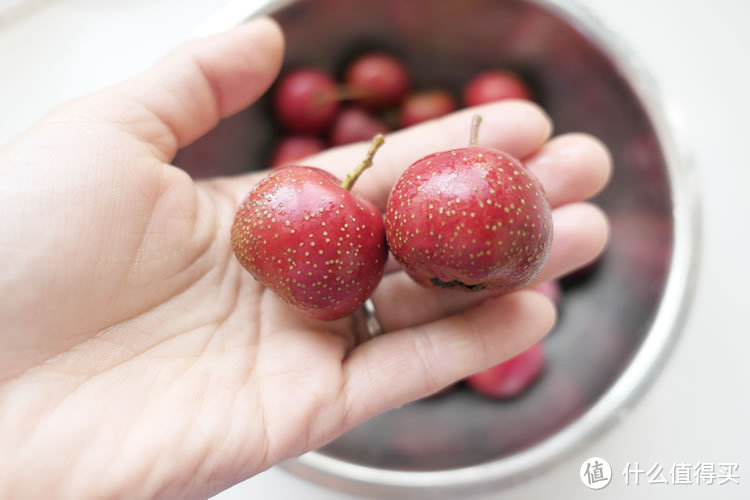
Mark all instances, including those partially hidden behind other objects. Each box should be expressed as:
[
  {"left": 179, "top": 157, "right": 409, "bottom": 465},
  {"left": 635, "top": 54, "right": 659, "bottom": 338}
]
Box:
[
  {"left": 271, "top": 136, "right": 326, "bottom": 167},
  {"left": 345, "top": 52, "right": 409, "bottom": 111},
  {"left": 385, "top": 116, "right": 553, "bottom": 291},
  {"left": 400, "top": 90, "right": 456, "bottom": 127},
  {"left": 329, "top": 108, "right": 390, "bottom": 146},
  {"left": 533, "top": 280, "right": 561, "bottom": 306},
  {"left": 274, "top": 68, "right": 339, "bottom": 134},
  {"left": 463, "top": 70, "right": 532, "bottom": 107},
  {"left": 232, "top": 136, "right": 388, "bottom": 320},
  {"left": 466, "top": 342, "right": 545, "bottom": 399}
]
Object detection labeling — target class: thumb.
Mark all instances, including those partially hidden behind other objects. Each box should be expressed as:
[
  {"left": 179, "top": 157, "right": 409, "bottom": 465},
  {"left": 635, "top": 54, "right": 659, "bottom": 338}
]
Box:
[{"left": 72, "top": 17, "right": 284, "bottom": 161}]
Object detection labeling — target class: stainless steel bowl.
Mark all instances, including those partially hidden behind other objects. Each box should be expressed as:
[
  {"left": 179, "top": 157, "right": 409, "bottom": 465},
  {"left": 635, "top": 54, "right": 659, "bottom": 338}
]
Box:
[{"left": 187, "top": 0, "right": 701, "bottom": 496}]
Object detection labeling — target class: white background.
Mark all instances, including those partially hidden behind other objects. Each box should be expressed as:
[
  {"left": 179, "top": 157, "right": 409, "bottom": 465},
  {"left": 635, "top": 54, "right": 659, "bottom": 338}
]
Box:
[{"left": 1, "top": 1, "right": 748, "bottom": 498}]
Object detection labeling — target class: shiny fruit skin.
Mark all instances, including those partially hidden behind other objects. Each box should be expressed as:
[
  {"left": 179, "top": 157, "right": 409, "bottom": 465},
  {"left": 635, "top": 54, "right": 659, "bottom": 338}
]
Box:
[
  {"left": 345, "top": 52, "right": 409, "bottom": 111},
  {"left": 463, "top": 71, "right": 532, "bottom": 107},
  {"left": 329, "top": 108, "right": 390, "bottom": 146},
  {"left": 399, "top": 90, "right": 457, "bottom": 127},
  {"left": 232, "top": 166, "right": 387, "bottom": 320},
  {"left": 385, "top": 147, "right": 552, "bottom": 291},
  {"left": 466, "top": 342, "right": 545, "bottom": 399},
  {"left": 271, "top": 136, "right": 326, "bottom": 167},
  {"left": 274, "top": 69, "right": 339, "bottom": 134}
]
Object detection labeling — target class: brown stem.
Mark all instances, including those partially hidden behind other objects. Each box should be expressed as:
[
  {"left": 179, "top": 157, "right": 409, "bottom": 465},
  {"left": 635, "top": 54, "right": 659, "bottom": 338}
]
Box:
[
  {"left": 341, "top": 134, "right": 385, "bottom": 191},
  {"left": 313, "top": 86, "right": 371, "bottom": 107},
  {"left": 337, "top": 86, "right": 372, "bottom": 101},
  {"left": 469, "top": 114, "right": 482, "bottom": 147}
]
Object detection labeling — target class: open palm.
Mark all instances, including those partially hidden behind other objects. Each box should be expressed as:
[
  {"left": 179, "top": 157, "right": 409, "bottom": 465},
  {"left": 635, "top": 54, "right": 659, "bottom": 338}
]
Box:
[{"left": 0, "top": 19, "right": 610, "bottom": 500}]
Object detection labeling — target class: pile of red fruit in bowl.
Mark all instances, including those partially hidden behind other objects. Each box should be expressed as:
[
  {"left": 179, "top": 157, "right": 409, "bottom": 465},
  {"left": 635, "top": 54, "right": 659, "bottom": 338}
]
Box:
[
  {"left": 270, "top": 51, "right": 531, "bottom": 166},
  {"left": 235, "top": 50, "right": 577, "bottom": 402}
]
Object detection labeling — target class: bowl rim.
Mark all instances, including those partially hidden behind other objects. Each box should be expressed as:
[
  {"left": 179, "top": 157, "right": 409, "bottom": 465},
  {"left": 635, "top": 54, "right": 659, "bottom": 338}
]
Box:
[{"left": 196, "top": 0, "right": 702, "bottom": 495}]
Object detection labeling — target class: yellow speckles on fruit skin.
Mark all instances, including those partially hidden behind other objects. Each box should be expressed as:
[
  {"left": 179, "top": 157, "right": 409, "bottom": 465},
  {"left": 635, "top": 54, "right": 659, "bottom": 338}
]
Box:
[
  {"left": 384, "top": 146, "right": 553, "bottom": 291},
  {"left": 230, "top": 166, "right": 388, "bottom": 320}
]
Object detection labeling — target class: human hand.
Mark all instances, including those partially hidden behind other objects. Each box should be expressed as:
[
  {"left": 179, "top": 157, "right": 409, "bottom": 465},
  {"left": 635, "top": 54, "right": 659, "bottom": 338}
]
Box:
[{"left": 0, "top": 18, "right": 610, "bottom": 499}]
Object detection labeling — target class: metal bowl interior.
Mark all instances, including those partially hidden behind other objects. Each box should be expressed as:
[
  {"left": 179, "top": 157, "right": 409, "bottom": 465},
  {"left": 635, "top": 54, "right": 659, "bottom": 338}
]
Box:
[{"left": 181, "top": 0, "right": 699, "bottom": 495}]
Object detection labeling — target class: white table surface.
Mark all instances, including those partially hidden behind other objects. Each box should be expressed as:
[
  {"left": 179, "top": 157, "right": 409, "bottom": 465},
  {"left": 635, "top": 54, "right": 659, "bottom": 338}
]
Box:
[{"left": 1, "top": 1, "right": 748, "bottom": 498}]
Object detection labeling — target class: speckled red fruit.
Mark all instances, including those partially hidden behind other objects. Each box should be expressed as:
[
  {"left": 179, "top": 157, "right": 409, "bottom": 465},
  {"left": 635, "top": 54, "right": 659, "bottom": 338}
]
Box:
[
  {"left": 466, "top": 342, "right": 545, "bottom": 399},
  {"left": 385, "top": 120, "right": 552, "bottom": 291},
  {"left": 400, "top": 90, "right": 456, "bottom": 127},
  {"left": 329, "top": 108, "right": 390, "bottom": 146},
  {"left": 231, "top": 166, "right": 387, "bottom": 320},
  {"left": 271, "top": 136, "right": 326, "bottom": 167},
  {"left": 463, "top": 70, "right": 532, "bottom": 107},
  {"left": 345, "top": 52, "right": 409, "bottom": 111},
  {"left": 274, "top": 68, "right": 339, "bottom": 134}
]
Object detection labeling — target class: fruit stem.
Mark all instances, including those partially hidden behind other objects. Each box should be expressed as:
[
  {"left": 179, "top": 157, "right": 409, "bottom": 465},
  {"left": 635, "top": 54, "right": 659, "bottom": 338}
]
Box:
[
  {"left": 337, "top": 86, "right": 371, "bottom": 101},
  {"left": 469, "top": 114, "right": 482, "bottom": 147},
  {"left": 314, "top": 87, "right": 370, "bottom": 107},
  {"left": 340, "top": 134, "right": 385, "bottom": 191}
]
